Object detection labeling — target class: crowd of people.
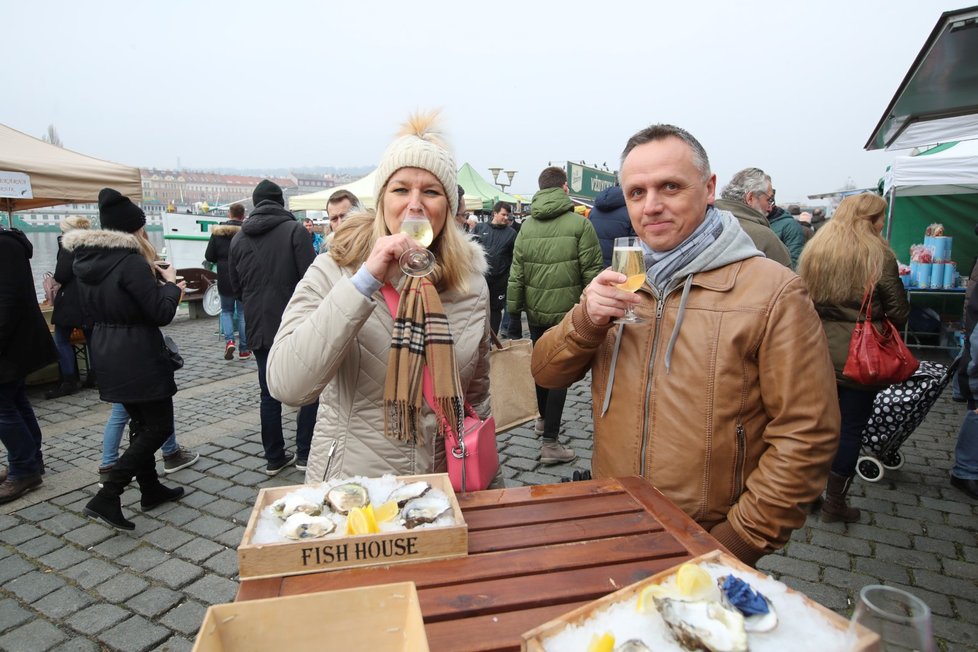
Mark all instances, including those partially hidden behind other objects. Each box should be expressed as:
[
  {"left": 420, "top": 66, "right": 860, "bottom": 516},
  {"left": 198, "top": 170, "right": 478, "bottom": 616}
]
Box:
[{"left": 2, "top": 114, "right": 976, "bottom": 564}]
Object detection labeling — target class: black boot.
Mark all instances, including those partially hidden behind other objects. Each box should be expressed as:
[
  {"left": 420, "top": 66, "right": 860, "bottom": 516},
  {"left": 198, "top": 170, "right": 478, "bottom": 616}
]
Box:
[
  {"left": 45, "top": 375, "right": 79, "bottom": 399},
  {"left": 139, "top": 479, "right": 185, "bottom": 511},
  {"left": 83, "top": 493, "right": 135, "bottom": 530},
  {"left": 821, "top": 472, "right": 861, "bottom": 523}
]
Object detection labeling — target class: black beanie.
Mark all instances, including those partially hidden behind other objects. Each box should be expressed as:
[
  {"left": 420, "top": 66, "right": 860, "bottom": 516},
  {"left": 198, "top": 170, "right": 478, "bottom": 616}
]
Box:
[
  {"left": 98, "top": 188, "right": 146, "bottom": 233},
  {"left": 253, "top": 179, "right": 284, "bottom": 207}
]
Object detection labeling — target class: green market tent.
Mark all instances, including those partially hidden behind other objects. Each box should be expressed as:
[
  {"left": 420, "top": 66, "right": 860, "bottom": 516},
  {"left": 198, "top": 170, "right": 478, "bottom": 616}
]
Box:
[
  {"left": 456, "top": 163, "right": 521, "bottom": 211},
  {"left": 882, "top": 140, "right": 978, "bottom": 272}
]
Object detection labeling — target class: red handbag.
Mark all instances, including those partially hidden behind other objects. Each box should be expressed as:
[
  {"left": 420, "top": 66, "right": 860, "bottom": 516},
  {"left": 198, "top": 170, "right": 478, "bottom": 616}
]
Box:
[
  {"left": 381, "top": 285, "right": 499, "bottom": 492},
  {"left": 842, "top": 287, "right": 919, "bottom": 385}
]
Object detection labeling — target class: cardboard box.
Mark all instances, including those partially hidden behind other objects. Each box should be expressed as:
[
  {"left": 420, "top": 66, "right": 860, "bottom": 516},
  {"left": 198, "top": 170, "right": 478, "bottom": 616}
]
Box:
[
  {"left": 193, "top": 581, "right": 428, "bottom": 652},
  {"left": 238, "top": 473, "right": 467, "bottom": 580},
  {"left": 521, "top": 550, "right": 878, "bottom": 651}
]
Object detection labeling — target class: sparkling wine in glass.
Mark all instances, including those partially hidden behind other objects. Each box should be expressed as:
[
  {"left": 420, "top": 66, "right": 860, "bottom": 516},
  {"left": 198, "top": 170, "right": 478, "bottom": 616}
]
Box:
[
  {"left": 398, "top": 214, "right": 436, "bottom": 277},
  {"left": 612, "top": 237, "right": 646, "bottom": 324},
  {"left": 847, "top": 585, "right": 936, "bottom": 652}
]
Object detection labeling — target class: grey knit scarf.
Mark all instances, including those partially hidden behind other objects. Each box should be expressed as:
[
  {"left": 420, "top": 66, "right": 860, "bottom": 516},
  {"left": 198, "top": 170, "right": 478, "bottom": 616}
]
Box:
[{"left": 643, "top": 207, "right": 724, "bottom": 292}]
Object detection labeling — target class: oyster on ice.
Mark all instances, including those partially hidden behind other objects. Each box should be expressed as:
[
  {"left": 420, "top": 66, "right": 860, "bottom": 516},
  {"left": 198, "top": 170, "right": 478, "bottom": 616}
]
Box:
[
  {"left": 279, "top": 513, "right": 336, "bottom": 540},
  {"left": 324, "top": 482, "right": 369, "bottom": 514},
  {"left": 615, "top": 641, "right": 652, "bottom": 652},
  {"left": 386, "top": 481, "right": 431, "bottom": 507},
  {"left": 271, "top": 494, "right": 322, "bottom": 519},
  {"left": 654, "top": 597, "right": 748, "bottom": 652},
  {"left": 402, "top": 496, "right": 452, "bottom": 529},
  {"left": 718, "top": 574, "right": 778, "bottom": 633}
]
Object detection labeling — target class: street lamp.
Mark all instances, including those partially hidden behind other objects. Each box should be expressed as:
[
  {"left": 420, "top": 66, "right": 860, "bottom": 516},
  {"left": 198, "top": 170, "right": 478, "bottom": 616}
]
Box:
[{"left": 489, "top": 168, "right": 518, "bottom": 194}]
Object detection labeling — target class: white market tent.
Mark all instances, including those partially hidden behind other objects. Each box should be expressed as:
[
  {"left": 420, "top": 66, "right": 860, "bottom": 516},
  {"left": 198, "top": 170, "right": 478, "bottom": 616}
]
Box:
[
  {"left": 883, "top": 139, "right": 978, "bottom": 197},
  {"left": 0, "top": 123, "right": 142, "bottom": 219},
  {"left": 288, "top": 168, "right": 484, "bottom": 212}
]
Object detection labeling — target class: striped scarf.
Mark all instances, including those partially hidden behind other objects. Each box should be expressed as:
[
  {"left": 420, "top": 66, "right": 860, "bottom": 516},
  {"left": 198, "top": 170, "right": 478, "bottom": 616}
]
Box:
[{"left": 384, "top": 276, "right": 464, "bottom": 443}]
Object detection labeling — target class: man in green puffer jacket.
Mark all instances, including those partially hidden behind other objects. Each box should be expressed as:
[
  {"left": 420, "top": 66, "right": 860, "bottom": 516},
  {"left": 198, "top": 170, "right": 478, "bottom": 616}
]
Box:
[{"left": 507, "top": 166, "right": 603, "bottom": 464}]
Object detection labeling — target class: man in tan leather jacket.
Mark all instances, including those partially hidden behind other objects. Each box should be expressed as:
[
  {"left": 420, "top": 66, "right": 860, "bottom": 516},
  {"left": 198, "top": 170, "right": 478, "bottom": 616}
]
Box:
[{"left": 532, "top": 124, "right": 839, "bottom": 565}]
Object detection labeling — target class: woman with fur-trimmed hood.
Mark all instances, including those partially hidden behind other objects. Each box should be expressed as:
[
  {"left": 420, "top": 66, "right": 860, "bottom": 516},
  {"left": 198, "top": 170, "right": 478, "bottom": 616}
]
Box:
[
  {"left": 267, "top": 111, "right": 493, "bottom": 483},
  {"left": 64, "top": 189, "right": 187, "bottom": 531}
]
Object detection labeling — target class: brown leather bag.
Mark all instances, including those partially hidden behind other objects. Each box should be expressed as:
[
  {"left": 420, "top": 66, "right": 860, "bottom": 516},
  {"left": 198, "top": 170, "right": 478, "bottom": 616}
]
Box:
[{"left": 843, "top": 287, "right": 919, "bottom": 385}]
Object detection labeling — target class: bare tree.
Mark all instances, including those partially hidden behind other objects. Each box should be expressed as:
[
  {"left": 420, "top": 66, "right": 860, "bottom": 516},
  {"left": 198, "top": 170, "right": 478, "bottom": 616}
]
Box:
[{"left": 41, "top": 124, "right": 63, "bottom": 147}]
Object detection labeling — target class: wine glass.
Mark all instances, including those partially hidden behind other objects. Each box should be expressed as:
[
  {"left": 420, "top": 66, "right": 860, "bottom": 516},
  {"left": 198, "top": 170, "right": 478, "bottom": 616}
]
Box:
[
  {"left": 398, "top": 213, "right": 435, "bottom": 277},
  {"left": 611, "top": 236, "right": 646, "bottom": 324},
  {"left": 847, "top": 585, "right": 935, "bottom": 651}
]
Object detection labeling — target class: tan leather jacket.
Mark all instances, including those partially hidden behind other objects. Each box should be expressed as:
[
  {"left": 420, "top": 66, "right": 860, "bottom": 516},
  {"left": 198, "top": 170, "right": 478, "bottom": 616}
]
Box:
[
  {"left": 267, "top": 244, "right": 491, "bottom": 483},
  {"left": 533, "top": 229, "right": 839, "bottom": 564}
]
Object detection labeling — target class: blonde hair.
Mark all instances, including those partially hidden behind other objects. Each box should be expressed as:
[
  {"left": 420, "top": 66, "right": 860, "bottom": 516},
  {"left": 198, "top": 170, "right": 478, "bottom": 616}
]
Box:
[
  {"left": 329, "top": 203, "right": 479, "bottom": 293},
  {"left": 132, "top": 227, "right": 159, "bottom": 277},
  {"left": 798, "top": 193, "right": 892, "bottom": 304}
]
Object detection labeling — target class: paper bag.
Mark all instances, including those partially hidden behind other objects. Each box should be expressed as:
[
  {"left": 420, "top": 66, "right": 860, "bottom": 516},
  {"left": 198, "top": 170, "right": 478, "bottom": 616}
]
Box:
[{"left": 488, "top": 333, "right": 538, "bottom": 432}]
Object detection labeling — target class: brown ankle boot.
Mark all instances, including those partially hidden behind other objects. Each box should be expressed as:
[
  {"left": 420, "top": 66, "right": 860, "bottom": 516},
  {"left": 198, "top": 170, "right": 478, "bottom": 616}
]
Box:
[{"left": 820, "top": 471, "right": 861, "bottom": 523}]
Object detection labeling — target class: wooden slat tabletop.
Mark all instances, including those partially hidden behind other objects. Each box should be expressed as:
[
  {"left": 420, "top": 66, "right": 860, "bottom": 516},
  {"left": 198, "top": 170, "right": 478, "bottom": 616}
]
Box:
[{"left": 236, "top": 476, "right": 726, "bottom": 651}]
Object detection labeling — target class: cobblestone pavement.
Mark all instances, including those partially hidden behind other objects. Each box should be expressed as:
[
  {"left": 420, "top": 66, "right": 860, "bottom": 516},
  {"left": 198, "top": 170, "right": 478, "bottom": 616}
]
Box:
[{"left": 1, "top": 311, "right": 976, "bottom": 650}]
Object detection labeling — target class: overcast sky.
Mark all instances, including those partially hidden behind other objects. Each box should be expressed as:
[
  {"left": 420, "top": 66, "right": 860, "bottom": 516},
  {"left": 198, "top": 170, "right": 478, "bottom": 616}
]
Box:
[{"left": 3, "top": 0, "right": 965, "bottom": 202}]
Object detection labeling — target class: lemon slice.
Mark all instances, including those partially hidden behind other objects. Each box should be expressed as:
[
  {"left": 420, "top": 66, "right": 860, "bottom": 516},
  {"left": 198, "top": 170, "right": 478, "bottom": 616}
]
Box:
[
  {"left": 346, "top": 507, "right": 372, "bottom": 535},
  {"left": 363, "top": 503, "right": 379, "bottom": 533},
  {"left": 586, "top": 632, "right": 615, "bottom": 652},
  {"left": 374, "top": 501, "right": 399, "bottom": 523},
  {"left": 676, "top": 563, "right": 713, "bottom": 599},
  {"left": 635, "top": 583, "right": 673, "bottom": 613}
]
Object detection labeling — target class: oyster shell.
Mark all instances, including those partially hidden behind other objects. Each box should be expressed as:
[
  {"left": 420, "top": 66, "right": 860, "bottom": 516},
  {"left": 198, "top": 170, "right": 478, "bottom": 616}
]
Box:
[
  {"left": 402, "top": 496, "right": 452, "bottom": 529},
  {"left": 324, "top": 482, "right": 369, "bottom": 514},
  {"left": 279, "top": 513, "right": 336, "bottom": 540},
  {"left": 718, "top": 575, "right": 778, "bottom": 633},
  {"left": 615, "top": 640, "right": 652, "bottom": 652},
  {"left": 271, "top": 493, "right": 322, "bottom": 519},
  {"left": 654, "top": 597, "right": 747, "bottom": 652},
  {"left": 386, "top": 481, "right": 431, "bottom": 507}
]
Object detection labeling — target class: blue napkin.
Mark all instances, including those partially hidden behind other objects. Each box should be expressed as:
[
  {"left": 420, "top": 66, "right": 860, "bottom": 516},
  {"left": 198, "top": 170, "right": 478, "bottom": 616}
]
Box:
[{"left": 721, "top": 575, "right": 770, "bottom": 616}]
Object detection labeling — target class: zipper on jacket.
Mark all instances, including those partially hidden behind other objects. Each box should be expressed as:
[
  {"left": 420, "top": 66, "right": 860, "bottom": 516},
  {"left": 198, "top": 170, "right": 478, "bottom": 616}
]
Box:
[
  {"left": 732, "top": 423, "right": 746, "bottom": 504},
  {"left": 639, "top": 290, "right": 669, "bottom": 476}
]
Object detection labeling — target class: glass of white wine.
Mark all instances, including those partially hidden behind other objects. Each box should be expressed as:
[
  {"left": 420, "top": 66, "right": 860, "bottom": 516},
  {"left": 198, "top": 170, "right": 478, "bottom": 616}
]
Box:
[
  {"left": 398, "top": 213, "right": 436, "bottom": 277},
  {"left": 612, "top": 236, "right": 646, "bottom": 324}
]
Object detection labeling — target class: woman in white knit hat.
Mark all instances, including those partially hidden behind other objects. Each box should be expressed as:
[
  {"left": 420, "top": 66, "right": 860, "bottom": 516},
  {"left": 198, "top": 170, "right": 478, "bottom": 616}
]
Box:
[{"left": 267, "top": 111, "right": 493, "bottom": 482}]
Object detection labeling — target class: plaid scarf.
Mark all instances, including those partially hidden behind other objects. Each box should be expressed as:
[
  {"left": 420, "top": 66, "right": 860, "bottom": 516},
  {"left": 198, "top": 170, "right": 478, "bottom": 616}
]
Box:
[{"left": 383, "top": 276, "right": 464, "bottom": 444}]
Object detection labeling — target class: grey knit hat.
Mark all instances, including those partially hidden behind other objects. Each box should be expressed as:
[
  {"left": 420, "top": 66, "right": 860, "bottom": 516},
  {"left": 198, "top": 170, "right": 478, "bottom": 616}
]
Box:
[{"left": 374, "top": 111, "right": 458, "bottom": 218}]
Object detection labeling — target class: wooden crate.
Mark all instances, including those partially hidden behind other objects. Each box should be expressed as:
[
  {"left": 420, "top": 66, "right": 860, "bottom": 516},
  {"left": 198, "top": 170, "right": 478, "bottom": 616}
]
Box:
[
  {"left": 238, "top": 473, "right": 467, "bottom": 580},
  {"left": 521, "top": 549, "right": 879, "bottom": 651},
  {"left": 193, "top": 581, "right": 428, "bottom": 651}
]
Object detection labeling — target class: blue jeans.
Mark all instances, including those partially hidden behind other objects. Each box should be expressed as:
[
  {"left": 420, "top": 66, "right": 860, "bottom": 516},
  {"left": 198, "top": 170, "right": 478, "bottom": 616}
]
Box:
[
  {"left": 0, "top": 379, "right": 44, "bottom": 478},
  {"left": 953, "top": 410, "right": 978, "bottom": 480},
  {"left": 52, "top": 325, "right": 77, "bottom": 378},
  {"left": 101, "top": 402, "right": 178, "bottom": 468},
  {"left": 253, "top": 348, "right": 317, "bottom": 463},
  {"left": 834, "top": 385, "right": 879, "bottom": 476},
  {"left": 220, "top": 295, "right": 247, "bottom": 352}
]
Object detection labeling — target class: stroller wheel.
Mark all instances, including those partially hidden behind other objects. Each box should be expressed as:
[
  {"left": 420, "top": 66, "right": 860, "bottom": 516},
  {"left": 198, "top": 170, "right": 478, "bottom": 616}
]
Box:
[
  {"left": 856, "top": 456, "right": 884, "bottom": 482},
  {"left": 880, "top": 451, "right": 905, "bottom": 470}
]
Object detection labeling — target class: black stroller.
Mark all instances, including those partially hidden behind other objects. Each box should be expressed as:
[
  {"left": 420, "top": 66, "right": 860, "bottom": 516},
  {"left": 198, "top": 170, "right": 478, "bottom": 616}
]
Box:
[{"left": 856, "top": 357, "right": 961, "bottom": 482}]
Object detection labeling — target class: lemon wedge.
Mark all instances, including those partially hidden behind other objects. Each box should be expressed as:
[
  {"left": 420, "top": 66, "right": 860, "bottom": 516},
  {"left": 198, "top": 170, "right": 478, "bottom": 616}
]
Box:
[
  {"left": 374, "top": 501, "right": 399, "bottom": 523},
  {"left": 346, "top": 507, "right": 375, "bottom": 535},
  {"left": 676, "top": 563, "right": 713, "bottom": 599},
  {"left": 635, "top": 583, "right": 672, "bottom": 613},
  {"left": 586, "top": 632, "right": 615, "bottom": 652}
]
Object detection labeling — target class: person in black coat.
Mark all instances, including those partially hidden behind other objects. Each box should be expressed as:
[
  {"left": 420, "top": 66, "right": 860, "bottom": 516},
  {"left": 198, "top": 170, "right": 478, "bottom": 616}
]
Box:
[
  {"left": 0, "top": 226, "right": 57, "bottom": 503},
  {"left": 588, "top": 185, "right": 635, "bottom": 268},
  {"left": 65, "top": 188, "right": 186, "bottom": 530},
  {"left": 228, "top": 180, "right": 318, "bottom": 474},
  {"left": 473, "top": 201, "right": 518, "bottom": 334},
  {"left": 205, "top": 203, "right": 248, "bottom": 360},
  {"left": 47, "top": 216, "right": 94, "bottom": 398}
]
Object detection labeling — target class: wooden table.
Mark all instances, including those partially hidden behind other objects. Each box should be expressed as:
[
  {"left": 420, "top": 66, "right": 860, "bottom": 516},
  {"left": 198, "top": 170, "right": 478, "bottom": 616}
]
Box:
[{"left": 236, "top": 476, "right": 725, "bottom": 652}]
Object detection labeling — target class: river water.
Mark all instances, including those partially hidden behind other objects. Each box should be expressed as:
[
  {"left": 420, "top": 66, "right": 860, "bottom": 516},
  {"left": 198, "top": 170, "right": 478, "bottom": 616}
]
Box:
[{"left": 25, "top": 231, "right": 165, "bottom": 302}]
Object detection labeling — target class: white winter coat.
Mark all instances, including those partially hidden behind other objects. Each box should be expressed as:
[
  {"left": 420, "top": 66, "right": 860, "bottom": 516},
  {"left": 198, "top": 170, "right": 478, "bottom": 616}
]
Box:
[{"left": 267, "top": 246, "right": 491, "bottom": 483}]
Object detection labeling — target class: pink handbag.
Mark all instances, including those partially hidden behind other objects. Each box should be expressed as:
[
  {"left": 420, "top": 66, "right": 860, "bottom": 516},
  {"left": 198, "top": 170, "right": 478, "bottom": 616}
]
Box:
[{"left": 381, "top": 285, "right": 499, "bottom": 492}]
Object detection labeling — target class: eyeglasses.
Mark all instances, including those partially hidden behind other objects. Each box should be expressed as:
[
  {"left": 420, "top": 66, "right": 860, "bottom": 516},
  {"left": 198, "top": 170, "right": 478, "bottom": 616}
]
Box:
[{"left": 757, "top": 190, "right": 775, "bottom": 206}]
